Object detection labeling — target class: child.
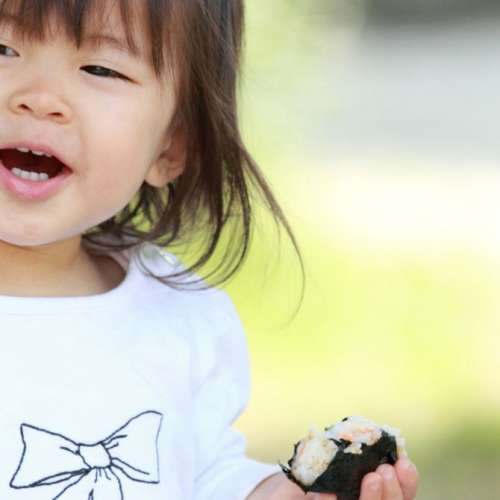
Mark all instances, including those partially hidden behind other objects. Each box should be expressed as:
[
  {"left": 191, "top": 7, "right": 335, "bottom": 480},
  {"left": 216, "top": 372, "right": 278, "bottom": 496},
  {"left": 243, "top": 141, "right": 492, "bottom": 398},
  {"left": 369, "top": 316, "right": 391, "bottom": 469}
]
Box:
[{"left": 0, "top": 1, "right": 418, "bottom": 499}]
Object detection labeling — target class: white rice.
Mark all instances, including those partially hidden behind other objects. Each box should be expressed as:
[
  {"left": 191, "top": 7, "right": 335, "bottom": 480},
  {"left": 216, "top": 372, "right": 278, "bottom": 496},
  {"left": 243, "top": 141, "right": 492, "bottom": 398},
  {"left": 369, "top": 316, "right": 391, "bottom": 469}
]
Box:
[
  {"left": 289, "top": 417, "right": 408, "bottom": 486},
  {"left": 325, "top": 416, "right": 382, "bottom": 448},
  {"left": 291, "top": 427, "right": 338, "bottom": 486},
  {"left": 343, "top": 442, "right": 363, "bottom": 455}
]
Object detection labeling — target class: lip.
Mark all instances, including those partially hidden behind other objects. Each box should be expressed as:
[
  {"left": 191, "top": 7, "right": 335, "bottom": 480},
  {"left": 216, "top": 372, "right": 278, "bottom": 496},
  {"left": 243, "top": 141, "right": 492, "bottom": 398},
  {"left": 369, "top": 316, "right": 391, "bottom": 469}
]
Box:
[{"left": 0, "top": 158, "right": 73, "bottom": 201}]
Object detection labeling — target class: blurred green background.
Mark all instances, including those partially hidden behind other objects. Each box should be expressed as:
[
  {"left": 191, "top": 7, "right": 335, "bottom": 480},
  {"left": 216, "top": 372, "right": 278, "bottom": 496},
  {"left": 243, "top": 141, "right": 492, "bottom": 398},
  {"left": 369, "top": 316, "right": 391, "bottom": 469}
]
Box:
[{"left": 226, "top": 1, "right": 500, "bottom": 499}]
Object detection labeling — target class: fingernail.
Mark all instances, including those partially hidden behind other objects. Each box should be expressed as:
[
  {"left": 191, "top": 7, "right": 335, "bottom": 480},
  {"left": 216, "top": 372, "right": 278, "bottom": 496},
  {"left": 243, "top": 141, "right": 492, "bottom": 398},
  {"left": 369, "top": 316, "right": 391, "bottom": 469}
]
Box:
[
  {"left": 401, "top": 458, "right": 417, "bottom": 473},
  {"left": 400, "top": 457, "right": 411, "bottom": 469},
  {"left": 381, "top": 467, "right": 394, "bottom": 481}
]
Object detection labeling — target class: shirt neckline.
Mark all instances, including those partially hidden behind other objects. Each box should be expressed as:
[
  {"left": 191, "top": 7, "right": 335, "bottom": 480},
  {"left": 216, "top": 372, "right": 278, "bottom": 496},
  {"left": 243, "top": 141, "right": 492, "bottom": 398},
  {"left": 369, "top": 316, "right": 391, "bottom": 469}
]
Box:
[{"left": 0, "top": 244, "right": 141, "bottom": 315}]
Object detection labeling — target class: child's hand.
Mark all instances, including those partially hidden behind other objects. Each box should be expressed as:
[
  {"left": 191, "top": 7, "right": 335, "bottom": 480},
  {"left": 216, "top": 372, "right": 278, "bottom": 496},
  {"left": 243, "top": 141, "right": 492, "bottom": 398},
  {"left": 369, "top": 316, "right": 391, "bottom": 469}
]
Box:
[
  {"left": 356, "top": 459, "right": 419, "bottom": 500},
  {"left": 306, "top": 458, "right": 418, "bottom": 500},
  {"left": 247, "top": 458, "right": 419, "bottom": 500},
  {"left": 305, "top": 458, "right": 419, "bottom": 500}
]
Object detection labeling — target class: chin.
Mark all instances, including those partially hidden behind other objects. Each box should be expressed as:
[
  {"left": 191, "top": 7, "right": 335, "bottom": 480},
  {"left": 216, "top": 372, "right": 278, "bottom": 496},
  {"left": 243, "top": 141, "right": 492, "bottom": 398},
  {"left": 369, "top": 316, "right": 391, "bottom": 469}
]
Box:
[{"left": 0, "top": 231, "right": 67, "bottom": 249}]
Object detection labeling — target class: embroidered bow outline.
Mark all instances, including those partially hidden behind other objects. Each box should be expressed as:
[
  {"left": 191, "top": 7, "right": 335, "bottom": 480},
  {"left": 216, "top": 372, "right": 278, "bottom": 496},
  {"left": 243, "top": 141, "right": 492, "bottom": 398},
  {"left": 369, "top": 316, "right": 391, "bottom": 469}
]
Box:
[{"left": 10, "top": 411, "right": 163, "bottom": 499}]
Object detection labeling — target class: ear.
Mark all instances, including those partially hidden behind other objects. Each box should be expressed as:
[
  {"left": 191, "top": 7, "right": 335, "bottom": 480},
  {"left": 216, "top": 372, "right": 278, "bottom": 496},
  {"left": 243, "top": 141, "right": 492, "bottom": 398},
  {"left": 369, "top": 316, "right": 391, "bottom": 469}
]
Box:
[{"left": 145, "top": 126, "right": 187, "bottom": 188}]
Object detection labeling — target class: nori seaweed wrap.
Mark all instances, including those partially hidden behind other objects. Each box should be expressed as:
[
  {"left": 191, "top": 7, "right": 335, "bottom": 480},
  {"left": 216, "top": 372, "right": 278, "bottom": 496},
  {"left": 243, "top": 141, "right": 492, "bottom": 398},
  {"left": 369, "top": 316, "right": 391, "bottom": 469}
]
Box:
[{"left": 280, "top": 416, "right": 407, "bottom": 500}]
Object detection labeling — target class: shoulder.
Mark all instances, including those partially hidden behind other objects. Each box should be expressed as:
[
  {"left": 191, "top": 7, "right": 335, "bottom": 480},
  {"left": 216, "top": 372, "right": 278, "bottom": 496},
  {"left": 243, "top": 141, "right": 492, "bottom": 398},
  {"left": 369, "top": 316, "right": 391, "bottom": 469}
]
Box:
[
  {"left": 130, "top": 243, "right": 249, "bottom": 387},
  {"left": 132, "top": 242, "right": 242, "bottom": 331}
]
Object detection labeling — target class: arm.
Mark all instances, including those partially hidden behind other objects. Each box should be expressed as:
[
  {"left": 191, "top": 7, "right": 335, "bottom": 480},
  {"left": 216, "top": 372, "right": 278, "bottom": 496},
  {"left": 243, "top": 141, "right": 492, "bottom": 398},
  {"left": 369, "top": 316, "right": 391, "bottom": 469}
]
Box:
[
  {"left": 191, "top": 291, "right": 280, "bottom": 500},
  {"left": 246, "top": 459, "right": 419, "bottom": 500}
]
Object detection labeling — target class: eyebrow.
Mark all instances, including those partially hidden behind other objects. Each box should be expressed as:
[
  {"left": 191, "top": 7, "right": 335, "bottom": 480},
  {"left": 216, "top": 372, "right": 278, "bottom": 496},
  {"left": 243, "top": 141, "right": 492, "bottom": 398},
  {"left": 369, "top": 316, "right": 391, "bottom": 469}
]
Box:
[{"left": 81, "top": 33, "right": 141, "bottom": 59}]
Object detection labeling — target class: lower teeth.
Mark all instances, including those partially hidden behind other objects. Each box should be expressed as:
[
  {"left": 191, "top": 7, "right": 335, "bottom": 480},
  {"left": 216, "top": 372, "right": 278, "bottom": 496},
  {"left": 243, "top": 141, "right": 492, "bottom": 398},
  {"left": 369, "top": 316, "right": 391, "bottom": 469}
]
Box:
[{"left": 11, "top": 167, "right": 50, "bottom": 182}]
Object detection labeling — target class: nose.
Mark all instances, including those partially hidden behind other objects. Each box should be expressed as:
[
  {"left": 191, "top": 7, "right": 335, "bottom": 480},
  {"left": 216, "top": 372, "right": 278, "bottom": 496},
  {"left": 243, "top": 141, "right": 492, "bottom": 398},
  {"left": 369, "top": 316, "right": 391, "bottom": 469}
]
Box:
[{"left": 8, "top": 88, "right": 73, "bottom": 125}]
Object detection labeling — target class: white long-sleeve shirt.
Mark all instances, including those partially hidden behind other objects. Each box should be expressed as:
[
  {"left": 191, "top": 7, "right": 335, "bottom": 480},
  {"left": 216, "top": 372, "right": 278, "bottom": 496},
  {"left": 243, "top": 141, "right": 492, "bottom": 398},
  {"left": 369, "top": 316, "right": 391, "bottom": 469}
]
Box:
[{"left": 0, "top": 242, "right": 279, "bottom": 500}]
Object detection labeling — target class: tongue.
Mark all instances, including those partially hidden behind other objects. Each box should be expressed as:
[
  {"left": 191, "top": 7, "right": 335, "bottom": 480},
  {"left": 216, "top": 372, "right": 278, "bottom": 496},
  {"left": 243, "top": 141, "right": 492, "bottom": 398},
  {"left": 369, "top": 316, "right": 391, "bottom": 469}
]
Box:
[{"left": 1, "top": 149, "right": 65, "bottom": 178}]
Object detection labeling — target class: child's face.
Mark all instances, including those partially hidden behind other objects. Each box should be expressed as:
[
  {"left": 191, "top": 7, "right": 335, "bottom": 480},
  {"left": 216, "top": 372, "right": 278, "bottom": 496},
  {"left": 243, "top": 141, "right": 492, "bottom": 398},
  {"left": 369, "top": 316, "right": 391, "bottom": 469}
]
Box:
[{"left": 0, "top": 3, "right": 182, "bottom": 248}]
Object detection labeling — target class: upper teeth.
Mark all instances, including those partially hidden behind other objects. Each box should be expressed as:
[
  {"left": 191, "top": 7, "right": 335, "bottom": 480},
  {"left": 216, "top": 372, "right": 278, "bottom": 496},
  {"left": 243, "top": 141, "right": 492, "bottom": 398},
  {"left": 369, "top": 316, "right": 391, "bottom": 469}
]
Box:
[{"left": 16, "top": 147, "right": 52, "bottom": 158}]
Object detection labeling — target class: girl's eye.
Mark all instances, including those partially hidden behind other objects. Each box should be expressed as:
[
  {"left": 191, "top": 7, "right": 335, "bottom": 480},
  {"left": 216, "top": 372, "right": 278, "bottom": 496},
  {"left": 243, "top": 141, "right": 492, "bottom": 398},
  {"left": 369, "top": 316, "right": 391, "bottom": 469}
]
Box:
[
  {"left": 0, "top": 43, "right": 19, "bottom": 57},
  {"left": 81, "top": 65, "right": 129, "bottom": 81}
]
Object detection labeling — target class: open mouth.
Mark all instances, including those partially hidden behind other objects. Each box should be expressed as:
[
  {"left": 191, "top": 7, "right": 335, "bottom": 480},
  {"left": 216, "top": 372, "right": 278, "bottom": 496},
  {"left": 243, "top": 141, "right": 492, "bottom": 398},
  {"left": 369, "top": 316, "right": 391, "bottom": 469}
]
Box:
[{"left": 0, "top": 148, "right": 69, "bottom": 181}]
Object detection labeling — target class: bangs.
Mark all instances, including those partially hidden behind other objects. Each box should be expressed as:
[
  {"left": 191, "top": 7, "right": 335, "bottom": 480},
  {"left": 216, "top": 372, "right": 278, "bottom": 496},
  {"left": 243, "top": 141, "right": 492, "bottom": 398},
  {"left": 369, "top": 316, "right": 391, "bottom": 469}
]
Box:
[{"left": 0, "top": 0, "right": 177, "bottom": 75}]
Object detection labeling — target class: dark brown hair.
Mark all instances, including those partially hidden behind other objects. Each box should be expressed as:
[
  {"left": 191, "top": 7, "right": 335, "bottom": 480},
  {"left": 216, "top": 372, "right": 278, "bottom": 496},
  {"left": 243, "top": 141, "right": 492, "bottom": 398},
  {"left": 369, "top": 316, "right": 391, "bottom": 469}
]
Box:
[{"left": 0, "top": 0, "right": 302, "bottom": 289}]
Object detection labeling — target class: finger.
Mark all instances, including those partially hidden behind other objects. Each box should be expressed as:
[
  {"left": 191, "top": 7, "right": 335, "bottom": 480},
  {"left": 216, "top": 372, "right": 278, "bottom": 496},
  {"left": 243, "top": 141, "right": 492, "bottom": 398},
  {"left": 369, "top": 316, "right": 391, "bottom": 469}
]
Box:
[
  {"left": 395, "top": 458, "right": 419, "bottom": 500},
  {"left": 359, "top": 472, "right": 383, "bottom": 500},
  {"left": 377, "top": 465, "right": 404, "bottom": 500}
]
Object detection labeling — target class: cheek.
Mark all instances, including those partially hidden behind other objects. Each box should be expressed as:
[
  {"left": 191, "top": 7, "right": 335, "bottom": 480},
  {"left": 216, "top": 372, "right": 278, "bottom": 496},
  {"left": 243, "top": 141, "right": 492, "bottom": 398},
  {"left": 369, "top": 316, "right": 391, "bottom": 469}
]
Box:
[
  {"left": 89, "top": 100, "right": 163, "bottom": 162},
  {"left": 91, "top": 168, "right": 144, "bottom": 208},
  {"left": 86, "top": 143, "right": 152, "bottom": 219},
  {"left": 86, "top": 123, "right": 151, "bottom": 181},
  {"left": 79, "top": 89, "right": 170, "bottom": 197}
]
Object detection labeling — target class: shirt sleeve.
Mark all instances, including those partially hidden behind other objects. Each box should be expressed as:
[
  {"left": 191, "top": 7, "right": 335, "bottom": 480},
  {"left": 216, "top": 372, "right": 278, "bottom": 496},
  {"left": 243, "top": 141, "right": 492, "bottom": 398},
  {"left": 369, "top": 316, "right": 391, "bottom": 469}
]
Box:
[{"left": 191, "top": 290, "right": 281, "bottom": 500}]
